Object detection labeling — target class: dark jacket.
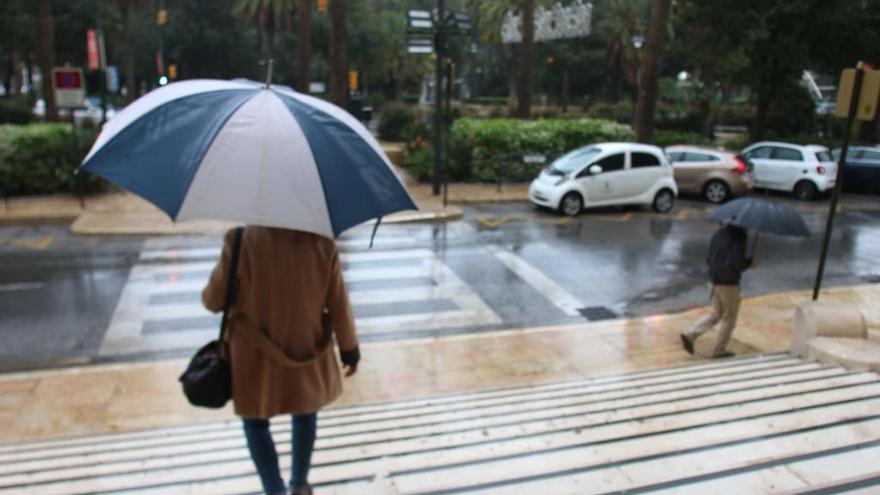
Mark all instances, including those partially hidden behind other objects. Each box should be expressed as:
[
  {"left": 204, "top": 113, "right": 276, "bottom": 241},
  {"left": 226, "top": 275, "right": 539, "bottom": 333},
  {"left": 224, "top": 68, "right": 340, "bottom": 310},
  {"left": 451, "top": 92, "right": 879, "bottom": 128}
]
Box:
[{"left": 707, "top": 225, "right": 752, "bottom": 285}]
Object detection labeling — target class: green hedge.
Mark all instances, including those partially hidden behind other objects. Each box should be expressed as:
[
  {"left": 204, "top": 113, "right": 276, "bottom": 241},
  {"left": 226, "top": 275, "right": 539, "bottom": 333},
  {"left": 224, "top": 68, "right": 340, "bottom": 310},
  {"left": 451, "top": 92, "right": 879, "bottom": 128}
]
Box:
[
  {"left": 377, "top": 102, "right": 417, "bottom": 141},
  {"left": 0, "top": 124, "right": 104, "bottom": 196},
  {"left": 0, "top": 98, "right": 35, "bottom": 125},
  {"left": 653, "top": 130, "right": 715, "bottom": 148},
  {"left": 411, "top": 118, "right": 635, "bottom": 183}
]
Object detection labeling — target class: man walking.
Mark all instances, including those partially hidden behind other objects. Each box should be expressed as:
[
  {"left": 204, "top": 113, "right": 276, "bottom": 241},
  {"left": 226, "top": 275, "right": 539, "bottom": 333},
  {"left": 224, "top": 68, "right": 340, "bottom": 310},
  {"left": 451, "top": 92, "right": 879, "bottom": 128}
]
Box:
[{"left": 681, "top": 223, "right": 755, "bottom": 358}]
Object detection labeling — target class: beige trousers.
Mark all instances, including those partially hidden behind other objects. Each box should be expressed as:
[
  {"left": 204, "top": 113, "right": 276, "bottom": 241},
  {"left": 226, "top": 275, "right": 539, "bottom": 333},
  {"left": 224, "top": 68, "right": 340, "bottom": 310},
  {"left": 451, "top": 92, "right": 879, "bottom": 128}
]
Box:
[{"left": 685, "top": 284, "right": 741, "bottom": 356}]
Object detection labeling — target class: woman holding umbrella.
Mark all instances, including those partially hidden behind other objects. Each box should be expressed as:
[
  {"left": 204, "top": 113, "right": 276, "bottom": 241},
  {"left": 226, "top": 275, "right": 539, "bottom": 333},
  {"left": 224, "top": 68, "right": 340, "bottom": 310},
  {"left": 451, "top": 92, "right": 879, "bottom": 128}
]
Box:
[
  {"left": 203, "top": 226, "right": 359, "bottom": 495},
  {"left": 79, "top": 79, "right": 417, "bottom": 495}
]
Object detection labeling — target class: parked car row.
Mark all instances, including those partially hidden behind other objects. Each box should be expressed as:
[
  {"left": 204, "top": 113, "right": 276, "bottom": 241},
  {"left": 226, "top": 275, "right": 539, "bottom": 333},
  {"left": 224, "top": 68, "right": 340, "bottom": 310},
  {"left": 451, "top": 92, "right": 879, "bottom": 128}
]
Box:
[{"left": 528, "top": 140, "right": 878, "bottom": 216}]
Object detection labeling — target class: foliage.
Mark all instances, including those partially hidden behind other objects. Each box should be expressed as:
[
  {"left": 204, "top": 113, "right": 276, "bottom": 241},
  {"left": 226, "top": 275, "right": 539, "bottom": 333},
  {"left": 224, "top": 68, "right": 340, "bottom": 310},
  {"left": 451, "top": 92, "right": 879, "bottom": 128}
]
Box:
[
  {"left": 0, "top": 124, "right": 104, "bottom": 196},
  {"left": 713, "top": 104, "right": 752, "bottom": 126},
  {"left": 377, "top": 103, "right": 417, "bottom": 141},
  {"left": 0, "top": 98, "right": 34, "bottom": 124},
  {"left": 415, "top": 117, "right": 636, "bottom": 183},
  {"left": 587, "top": 100, "right": 634, "bottom": 124}
]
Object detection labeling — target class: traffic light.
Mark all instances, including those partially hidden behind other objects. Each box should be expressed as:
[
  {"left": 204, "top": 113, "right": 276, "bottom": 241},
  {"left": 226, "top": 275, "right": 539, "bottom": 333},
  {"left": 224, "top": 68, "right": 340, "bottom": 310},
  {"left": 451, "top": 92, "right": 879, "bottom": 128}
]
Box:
[
  {"left": 156, "top": 8, "right": 168, "bottom": 25},
  {"left": 168, "top": 64, "right": 178, "bottom": 80},
  {"left": 317, "top": 0, "right": 328, "bottom": 13}
]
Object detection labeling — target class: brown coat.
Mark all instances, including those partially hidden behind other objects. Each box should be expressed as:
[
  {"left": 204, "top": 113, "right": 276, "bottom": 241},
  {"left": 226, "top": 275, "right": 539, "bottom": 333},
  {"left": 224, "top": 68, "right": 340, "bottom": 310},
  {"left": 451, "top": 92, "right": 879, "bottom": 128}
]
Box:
[{"left": 202, "top": 227, "right": 358, "bottom": 419}]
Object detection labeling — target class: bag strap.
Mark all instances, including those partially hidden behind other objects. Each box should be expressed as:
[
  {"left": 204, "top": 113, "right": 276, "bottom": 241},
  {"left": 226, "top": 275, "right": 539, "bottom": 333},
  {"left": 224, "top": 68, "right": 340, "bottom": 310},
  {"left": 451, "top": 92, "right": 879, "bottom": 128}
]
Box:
[{"left": 218, "top": 227, "right": 245, "bottom": 343}]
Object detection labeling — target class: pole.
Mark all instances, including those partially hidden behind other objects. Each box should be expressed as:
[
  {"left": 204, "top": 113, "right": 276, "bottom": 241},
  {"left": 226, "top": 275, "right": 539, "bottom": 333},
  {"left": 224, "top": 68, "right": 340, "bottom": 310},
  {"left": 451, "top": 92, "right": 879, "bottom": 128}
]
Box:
[
  {"left": 432, "top": 0, "right": 445, "bottom": 196},
  {"left": 96, "top": 0, "right": 108, "bottom": 125},
  {"left": 812, "top": 66, "right": 864, "bottom": 301},
  {"left": 443, "top": 59, "right": 453, "bottom": 208}
]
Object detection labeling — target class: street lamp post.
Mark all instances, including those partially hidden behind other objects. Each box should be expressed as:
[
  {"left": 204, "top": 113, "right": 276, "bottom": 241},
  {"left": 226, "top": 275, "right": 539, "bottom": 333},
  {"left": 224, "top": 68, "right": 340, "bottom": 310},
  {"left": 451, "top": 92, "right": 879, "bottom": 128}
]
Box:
[{"left": 433, "top": 0, "right": 446, "bottom": 197}]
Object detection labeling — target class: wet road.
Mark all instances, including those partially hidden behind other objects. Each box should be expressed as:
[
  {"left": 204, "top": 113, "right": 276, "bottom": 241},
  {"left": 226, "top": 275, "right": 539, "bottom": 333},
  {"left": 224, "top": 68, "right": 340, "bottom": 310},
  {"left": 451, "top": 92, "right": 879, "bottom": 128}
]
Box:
[{"left": 1, "top": 193, "right": 879, "bottom": 370}]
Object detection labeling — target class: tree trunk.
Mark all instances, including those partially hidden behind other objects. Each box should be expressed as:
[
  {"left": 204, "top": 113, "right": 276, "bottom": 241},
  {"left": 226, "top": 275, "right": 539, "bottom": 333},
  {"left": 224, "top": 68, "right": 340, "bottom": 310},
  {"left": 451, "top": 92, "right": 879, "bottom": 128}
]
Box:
[
  {"left": 515, "top": 0, "right": 534, "bottom": 119},
  {"left": 122, "top": 1, "right": 137, "bottom": 102},
  {"left": 328, "top": 0, "right": 348, "bottom": 107},
  {"left": 633, "top": 0, "right": 672, "bottom": 143},
  {"left": 296, "top": 0, "right": 312, "bottom": 92},
  {"left": 9, "top": 52, "right": 21, "bottom": 96},
  {"left": 37, "top": 0, "right": 58, "bottom": 120},
  {"left": 562, "top": 67, "right": 570, "bottom": 113},
  {"left": 752, "top": 86, "right": 771, "bottom": 141}
]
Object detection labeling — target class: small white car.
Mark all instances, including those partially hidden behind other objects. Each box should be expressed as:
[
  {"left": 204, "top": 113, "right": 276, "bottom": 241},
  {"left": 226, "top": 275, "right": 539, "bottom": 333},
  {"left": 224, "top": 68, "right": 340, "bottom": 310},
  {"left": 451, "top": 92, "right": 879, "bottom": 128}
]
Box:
[
  {"left": 529, "top": 142, "right": 678, "bottom": 215},
  {"left": 741, "top": 141, "right": 837, "bottom": 200}
]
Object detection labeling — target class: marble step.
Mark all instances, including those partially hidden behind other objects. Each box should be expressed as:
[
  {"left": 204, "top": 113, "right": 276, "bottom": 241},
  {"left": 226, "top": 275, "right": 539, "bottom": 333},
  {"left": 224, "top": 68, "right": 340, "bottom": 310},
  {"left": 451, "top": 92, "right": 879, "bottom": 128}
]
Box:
[
  {"left": 0, "top": 354, "right": 794, "bottom": 459},
  {"left": 1, "top": 355, "right": 878, "bottom": 495},
  {"left": 0, "top": 356, "right": 809, "bottom": 469}
]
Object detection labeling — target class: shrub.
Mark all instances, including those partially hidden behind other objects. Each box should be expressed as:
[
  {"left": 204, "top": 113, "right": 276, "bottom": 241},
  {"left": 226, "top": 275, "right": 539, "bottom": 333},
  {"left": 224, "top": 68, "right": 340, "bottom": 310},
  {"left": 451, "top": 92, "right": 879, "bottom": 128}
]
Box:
[
  {"left": 714, "top": 103, "right": 752, "bottom": 126},
  {"left": 443, "top": 118, "right": 635, "bottom": 183},
  {"left": 653, "top": 130, "right": 715, "bottom": 148},
  {"left": 0, "top": 123, "right": 104, "bottom": 196},
  {"left": 586, "top": 100, "right": 633, "bottom": 124},
  {"left": 377, "top": 102, "right": 416, "bottom": 141},
  {"left": 0, "top": 98, "right": 35, "bottom": 124}
]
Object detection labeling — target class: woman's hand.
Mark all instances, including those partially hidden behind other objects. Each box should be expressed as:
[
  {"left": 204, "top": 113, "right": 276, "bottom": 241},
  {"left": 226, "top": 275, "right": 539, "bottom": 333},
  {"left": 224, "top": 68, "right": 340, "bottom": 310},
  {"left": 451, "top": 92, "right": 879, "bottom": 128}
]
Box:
[{"left": 343, "top": 362, "right": 358, "bottom": 377}]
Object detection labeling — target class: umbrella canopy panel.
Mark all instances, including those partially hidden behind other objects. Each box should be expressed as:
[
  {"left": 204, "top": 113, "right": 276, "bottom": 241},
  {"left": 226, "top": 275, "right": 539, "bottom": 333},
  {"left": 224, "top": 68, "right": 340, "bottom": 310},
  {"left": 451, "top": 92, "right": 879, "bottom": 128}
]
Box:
[
  {"left": 81, "top": 80, "right": 416, "bottom": 238},
  {"left": 709, "top": 197, "right": 809, "bottom": 237}
]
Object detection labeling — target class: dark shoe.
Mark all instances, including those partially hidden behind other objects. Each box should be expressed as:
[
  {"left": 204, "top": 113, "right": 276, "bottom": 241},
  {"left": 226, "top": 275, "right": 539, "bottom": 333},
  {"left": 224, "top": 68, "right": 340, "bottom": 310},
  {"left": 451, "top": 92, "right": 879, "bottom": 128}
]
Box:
[
  {"left": 680, "top": 334, "right": 694, "bottom": 355},
  {"left": 290, "top": 486, "right": 313, "bottom": 495},
  {"left": 712, "top": 351, "right": 735, "bottom": 359}
]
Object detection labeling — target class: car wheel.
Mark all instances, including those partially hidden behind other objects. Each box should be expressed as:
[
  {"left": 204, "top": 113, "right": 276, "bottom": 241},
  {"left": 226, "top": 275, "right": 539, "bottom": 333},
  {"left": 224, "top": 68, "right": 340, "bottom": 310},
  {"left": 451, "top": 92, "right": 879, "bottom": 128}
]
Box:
[
  {"left": 559, "top": 192, "right": 583, "bottom": 216},
  {"left": 794, "top": 180, "right": 818, "bottom": 201},
  {"left": 703, "top": 180, "right": 730, "bottom": 203},
  {"left": 653, "top": 189, "right": 675, "bottom": 213}
]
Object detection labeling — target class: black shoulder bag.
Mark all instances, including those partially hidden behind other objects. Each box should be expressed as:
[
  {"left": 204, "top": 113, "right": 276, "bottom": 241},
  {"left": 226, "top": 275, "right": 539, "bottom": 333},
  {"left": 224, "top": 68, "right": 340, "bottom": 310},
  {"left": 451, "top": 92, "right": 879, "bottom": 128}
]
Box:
[{"left": 179, "top": 227, "right": 244, "bottom": 409}]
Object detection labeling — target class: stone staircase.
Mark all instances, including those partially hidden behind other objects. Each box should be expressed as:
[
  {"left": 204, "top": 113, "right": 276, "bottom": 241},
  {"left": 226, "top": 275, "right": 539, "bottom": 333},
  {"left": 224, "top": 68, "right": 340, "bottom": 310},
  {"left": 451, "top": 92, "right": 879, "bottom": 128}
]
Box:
[{"left": 2, "top": 354, "right": 880, "bottom": 494}]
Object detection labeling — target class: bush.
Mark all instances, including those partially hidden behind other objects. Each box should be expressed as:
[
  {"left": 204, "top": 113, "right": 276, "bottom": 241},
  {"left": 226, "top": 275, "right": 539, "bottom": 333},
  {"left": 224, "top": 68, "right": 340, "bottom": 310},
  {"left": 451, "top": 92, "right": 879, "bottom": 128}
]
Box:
[
  {"left": 436, "top": 118, "right": 635, "bottom": 183},
  {"left": 377, "top": 102, "right": 416, "bottom": 141},
  {"left": 714, "top": 103, "right": 752, "bottom": 126},
  {"left": 0, "top": 123, "right": 104, "bottom": 196},
  {"left": 586, "top": 100, "right": 634, "bottom": 124},
  {"left": 653, "top": 130, "right": 715, "bottom": 148},
  {"left": 0, "top": 98, "right": 35, "bottom": 124}
]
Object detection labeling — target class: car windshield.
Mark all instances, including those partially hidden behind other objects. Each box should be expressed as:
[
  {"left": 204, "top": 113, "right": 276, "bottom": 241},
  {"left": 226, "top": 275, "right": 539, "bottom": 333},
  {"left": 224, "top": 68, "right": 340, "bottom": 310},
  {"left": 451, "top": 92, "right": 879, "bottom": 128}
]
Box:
[{"left": 551, "top": 147, "right": 602, "bottom": 174}]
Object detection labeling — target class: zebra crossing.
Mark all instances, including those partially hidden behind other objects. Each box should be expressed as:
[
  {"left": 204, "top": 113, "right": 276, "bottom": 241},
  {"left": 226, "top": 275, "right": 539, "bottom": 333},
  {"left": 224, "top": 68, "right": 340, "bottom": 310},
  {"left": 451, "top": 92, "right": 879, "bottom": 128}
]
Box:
[
  {"left": 2, "top": 354, "right": 880, "bottom": 494},
  {"left": 98, "top": 236, "right": 501, "bottom": 357}
]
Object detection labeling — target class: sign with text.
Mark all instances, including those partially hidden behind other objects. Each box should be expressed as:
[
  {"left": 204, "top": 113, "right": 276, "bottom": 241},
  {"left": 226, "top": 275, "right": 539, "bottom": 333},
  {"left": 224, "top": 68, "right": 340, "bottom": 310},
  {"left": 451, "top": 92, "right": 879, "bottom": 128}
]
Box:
[
  {"left": 836, "top": 68, "right": 880, "bottom": 121},
  {"left": 52, "top": 67, "right": 86, "bottom": 108},
  {"left": 501, "top": 1, "right": 593, "bottom": 44}
]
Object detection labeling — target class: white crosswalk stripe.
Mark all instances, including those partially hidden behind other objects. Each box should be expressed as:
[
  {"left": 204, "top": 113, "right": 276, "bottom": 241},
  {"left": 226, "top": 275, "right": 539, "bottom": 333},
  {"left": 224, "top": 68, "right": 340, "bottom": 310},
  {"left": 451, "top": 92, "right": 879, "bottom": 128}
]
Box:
[
  {"left": 98, "top": 245, "right": 501, "bottom": 356},
  {"left": 2, "top": 355, "right": 880, "bottom": 494}
]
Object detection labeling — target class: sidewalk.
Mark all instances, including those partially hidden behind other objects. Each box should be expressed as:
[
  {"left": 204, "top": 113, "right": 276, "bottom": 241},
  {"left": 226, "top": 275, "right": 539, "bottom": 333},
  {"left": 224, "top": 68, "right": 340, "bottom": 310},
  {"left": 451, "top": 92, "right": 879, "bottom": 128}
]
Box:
[
  {"left": 1, "top": 283, "right": 877, "bottom": 444},
  {"left": 0, "top": 143, "right": 529, "bottom": 234}
]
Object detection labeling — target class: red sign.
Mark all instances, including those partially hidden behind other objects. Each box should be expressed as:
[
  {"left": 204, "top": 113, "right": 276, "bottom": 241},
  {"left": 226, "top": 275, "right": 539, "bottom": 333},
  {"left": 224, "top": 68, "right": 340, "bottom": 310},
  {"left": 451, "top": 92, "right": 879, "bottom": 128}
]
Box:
[
  {"left": 87, "top": 29, "right": 100, "bottom": 70},
  {"left": 54, "top": 70, "right": 82, "bottom": 89}
]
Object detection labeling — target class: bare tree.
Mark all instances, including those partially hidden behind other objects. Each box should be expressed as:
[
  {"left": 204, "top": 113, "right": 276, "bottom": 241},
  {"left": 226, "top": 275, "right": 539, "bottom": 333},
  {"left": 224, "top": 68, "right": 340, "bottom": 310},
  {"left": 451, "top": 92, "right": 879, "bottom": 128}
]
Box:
[
  {"left": 36, "top": 0, "right": 58, "bottom": 120},
  {"left": 633, "top": 0, "right": 672, "bottom": 142}
]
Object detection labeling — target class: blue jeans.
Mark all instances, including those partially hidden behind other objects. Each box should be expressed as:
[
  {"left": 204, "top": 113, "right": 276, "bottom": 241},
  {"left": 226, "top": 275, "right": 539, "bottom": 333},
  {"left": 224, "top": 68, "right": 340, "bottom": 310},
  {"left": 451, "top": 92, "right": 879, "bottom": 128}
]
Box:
[{"left": 242, "top": 414, "right": 318, "bottom": 495}]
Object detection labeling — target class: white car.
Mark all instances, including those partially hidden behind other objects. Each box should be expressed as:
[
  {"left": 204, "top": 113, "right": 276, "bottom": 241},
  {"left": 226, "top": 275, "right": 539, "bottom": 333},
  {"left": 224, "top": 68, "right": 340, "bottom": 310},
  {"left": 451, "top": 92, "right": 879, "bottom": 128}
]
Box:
[
  {"left": 529, "top": 142, "right": 678, "bottom": 215},
  {"left": 741, "top": 141, "right": 837, "bottom": 200}
]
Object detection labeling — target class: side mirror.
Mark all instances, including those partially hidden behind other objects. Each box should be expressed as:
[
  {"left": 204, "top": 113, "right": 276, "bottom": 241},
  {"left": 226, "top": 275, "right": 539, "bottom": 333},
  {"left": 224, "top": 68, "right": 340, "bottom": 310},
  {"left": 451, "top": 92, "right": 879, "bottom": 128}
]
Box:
[{"left": 589, "top": 164, "right": 603, "bottom": 175}]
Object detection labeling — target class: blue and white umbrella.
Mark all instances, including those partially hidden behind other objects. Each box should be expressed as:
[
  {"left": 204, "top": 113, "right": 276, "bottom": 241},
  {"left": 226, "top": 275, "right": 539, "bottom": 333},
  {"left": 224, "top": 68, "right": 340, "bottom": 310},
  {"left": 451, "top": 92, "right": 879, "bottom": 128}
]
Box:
[{"left": 80, "top": 79, "right": 416, "bottom": 238}]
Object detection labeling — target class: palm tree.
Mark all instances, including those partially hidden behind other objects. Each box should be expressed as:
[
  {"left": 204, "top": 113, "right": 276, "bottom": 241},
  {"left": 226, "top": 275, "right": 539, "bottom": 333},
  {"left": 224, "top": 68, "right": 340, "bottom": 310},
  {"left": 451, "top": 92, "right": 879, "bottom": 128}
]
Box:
[
  {"left": 633, "top": 0, "right": 673, "bottom": 143},
  {"left": 36, "top": 0, "right": 58, "bottom": 120},
  {"left": 328, "top": 0, "right": 347, "bottom": 106},
  {"left": 598, "top": 0, "right": 648, "bottom": 102},
  {"left": 234, "top": 0, "right": 294, "bottom": 63}
]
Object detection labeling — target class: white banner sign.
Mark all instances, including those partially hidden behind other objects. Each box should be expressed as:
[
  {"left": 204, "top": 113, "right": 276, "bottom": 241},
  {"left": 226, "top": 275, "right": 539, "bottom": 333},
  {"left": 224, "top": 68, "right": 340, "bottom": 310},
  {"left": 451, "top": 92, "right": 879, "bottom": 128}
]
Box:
[{"left": 501, "top": 1, "right": 593, "bottom": 44}]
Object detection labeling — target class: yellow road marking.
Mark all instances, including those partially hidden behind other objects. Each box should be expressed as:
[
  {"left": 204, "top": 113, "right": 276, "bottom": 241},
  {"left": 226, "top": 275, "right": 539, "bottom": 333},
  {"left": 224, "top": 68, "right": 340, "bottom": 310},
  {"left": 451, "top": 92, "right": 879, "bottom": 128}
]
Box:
[
  {"left": 7, "top": 235, "right": 55, "bottom": 250},
  {"left": 672, "top": 209, "right": 690, "bottom": 221},
  {"left": 588, "top": 212, "right": 634, "bottom": 222}
]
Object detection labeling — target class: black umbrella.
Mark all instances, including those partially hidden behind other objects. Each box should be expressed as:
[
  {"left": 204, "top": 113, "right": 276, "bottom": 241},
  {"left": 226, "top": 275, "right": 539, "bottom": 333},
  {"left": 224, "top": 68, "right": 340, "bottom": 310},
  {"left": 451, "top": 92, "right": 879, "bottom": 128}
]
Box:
[{"left": 709, "top": 197, "right": 810, "bottom": 256}]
